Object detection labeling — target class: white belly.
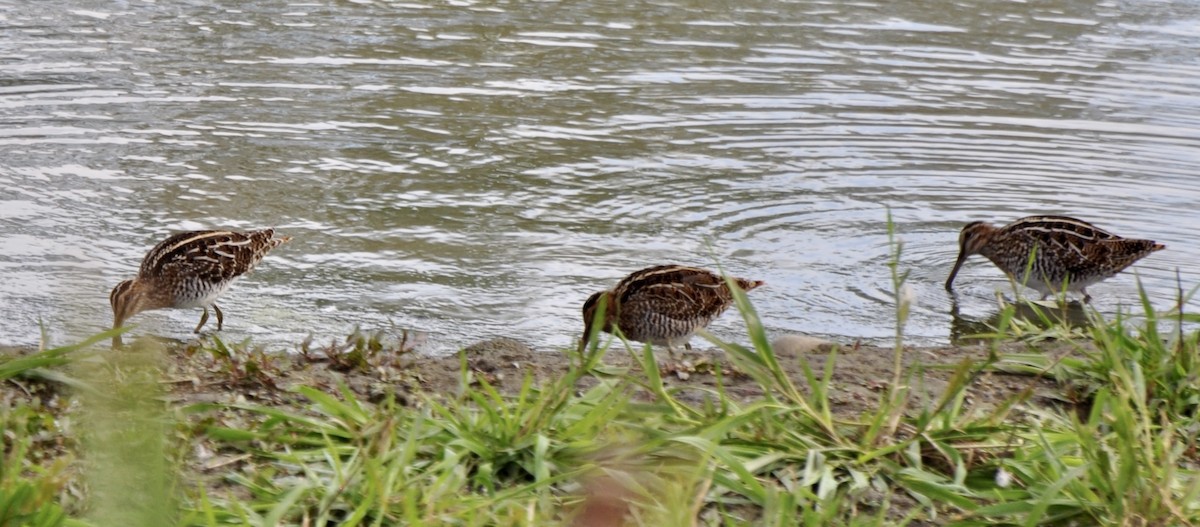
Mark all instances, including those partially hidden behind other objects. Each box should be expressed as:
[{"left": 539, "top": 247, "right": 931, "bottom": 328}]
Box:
[{"left": 171, "top": 278, "right": 236, "bottom": 308}]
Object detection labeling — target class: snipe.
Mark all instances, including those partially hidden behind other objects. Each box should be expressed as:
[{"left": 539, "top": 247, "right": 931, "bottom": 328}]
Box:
[
  {"left": 945, "top": 215, "right": 1164, "bottom": 302},
  {"left": 579, "top": 264, "right": 765, "bottom": 355},
  {"left": 110, "top": 229, "right": 291, "bottom": 337}
]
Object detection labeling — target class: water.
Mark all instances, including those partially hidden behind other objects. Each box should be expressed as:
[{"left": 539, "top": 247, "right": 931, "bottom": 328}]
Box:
[{"left": 3, "top": 0, "right": 1200, "bottom": 353}]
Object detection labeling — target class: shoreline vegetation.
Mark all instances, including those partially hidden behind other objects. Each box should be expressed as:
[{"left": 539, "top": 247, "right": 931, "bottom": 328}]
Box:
[{"left": 4, "top": 230, "right": 1198, "bottom": 526}]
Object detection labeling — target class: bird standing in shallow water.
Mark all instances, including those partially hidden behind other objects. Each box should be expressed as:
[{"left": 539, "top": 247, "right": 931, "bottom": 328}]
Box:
[
  {"left": 945, "top": 215, "right": 1164, "bottom": 302},
  {"left": 579, "top": 264, "right": 765, "bottom": 356},
  {"left": 110, "top": 229, "right": 291, "bottom": 337}
]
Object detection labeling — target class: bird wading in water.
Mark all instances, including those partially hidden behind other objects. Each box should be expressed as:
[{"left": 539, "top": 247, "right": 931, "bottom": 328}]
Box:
[{"left": 945, "top": 215, "right": 1163, "bottom": 302}]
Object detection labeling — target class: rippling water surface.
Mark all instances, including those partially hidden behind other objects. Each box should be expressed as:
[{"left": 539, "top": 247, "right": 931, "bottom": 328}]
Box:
[{"left": 3, "top": 0, "right": 1200, "bottom": 352}]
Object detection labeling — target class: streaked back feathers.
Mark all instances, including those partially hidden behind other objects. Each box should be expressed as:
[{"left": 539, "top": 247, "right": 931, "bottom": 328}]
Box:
[
  {"left": 140, "top": 229, "right": 291, "bottom": 282},
  {"left": 613, "top": 264, "right": 764, "bottom": 319}
]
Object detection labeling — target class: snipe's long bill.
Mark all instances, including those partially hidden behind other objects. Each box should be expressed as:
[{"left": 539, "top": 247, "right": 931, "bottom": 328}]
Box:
[
  {"left": 110, "top": 229, "right": 291, "bottom": 342},
  {"left": 945, "top": 215, "right": 1164, "bottom": 302},
  {"left": 579, "top": 264, "right": 765, "bottom": 356}
]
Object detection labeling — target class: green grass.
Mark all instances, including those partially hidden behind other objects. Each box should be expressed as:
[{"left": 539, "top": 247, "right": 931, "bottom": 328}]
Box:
[
  {"left": 0, "top": 330, "right": 112, "bottom": 527},
  {"left": 3, "top": 226, "right": 1200, "bottom": 525}
]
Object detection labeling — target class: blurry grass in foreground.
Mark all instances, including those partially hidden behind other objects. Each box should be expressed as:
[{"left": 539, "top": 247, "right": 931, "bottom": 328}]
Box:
[{"left": 79, "top": 336, "right": 177, "bottom": 527}]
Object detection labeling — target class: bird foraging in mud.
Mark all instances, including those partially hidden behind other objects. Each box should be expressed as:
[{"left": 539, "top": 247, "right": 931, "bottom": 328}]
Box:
[
  {"left": 110, "top": 228, "right": 291, "bottom": 339},
  {"left": 579, "top": 264, "right": 765, "bottom": 356}
]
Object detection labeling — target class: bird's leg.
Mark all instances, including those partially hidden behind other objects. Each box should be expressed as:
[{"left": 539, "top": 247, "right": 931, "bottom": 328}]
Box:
[
  {"left": 194, "top": 307, "right": 210, "bottom": 333},
  {"left": 684, "top": 342, "right": 692, "bottom": 351},
  {"left": 213, "top": 303, "right": 224, "bottom": 331}
]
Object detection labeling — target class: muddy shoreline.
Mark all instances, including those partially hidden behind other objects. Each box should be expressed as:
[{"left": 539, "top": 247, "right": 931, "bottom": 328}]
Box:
[{"left": 2, "top": 333, "right": 1070, "bottom": 418}]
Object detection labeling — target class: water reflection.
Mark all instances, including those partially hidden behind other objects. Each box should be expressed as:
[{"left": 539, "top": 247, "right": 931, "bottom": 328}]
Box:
[{"left": 949, "top": 295, "right": 1095, "bottom": 345}]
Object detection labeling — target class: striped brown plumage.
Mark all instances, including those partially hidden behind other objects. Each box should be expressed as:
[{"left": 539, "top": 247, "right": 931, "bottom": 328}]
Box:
[
  {"left": 580, "top": 264, "right": 765, "bottom": 355},
  {"left": 110, "top": 229, "right": 291, "bottom": 336},
  {"left": 945, "top": 215, "right": 1164, "bottom": 302}
]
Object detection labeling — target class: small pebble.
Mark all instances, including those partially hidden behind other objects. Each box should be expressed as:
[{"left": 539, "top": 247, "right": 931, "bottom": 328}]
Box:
[{"left": 771, "top": 334, "right": 834, "bottom": 355}]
